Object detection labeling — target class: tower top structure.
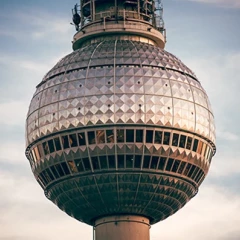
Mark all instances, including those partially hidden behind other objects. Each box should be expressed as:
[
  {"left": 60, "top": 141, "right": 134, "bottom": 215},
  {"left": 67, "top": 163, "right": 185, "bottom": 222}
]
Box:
[{"left": 71, "top": 0, "right": 166, "bottom": 50}]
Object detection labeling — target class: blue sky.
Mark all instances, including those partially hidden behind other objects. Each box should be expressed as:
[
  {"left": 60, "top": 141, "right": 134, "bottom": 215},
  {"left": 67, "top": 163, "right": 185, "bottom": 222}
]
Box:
[{"left": 0, "top": 0, "right": 240, "bottom": 239}]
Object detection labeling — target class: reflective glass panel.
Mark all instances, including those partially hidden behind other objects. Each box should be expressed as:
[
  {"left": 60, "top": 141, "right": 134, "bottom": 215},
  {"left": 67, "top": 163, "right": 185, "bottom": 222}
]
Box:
[
  {"left": 117, "top": 129, "right": 124, "bottom": 143},
  {"left": 48, "top": 139, "right": 55, "bottom": 153},
  {"left": 83, "top": 157, "right": 91, "bottom": 171},
  {"left": 150, "top": 156, "right": 159, "bottom": 169},
  {"left": 75, "top": 159, "right": 84, "bottom": 172},
  {"left": 45, "top": 168, "right": 55, "bottom": 181},
  {"left": 154, "top": 131, "right": 163, "bottom": 144},
  {"left": 183, "top": 163, "right": 192, "bottom": 176},
  {"left": 78, "top": 132, "right": 86, "bottom": 146},
  {"left": 179, "top": 135, "right": 186, "bottom": 148},
  {"left": 43, "top": 142, "right": 50, "bottom": 155},
  {"left": 136, "top": 129, "right": 143, "bottom": 142},
  {"left": 96, "top": 130, "right": 105, "bottom": 144},
  {"left": 92, "top": 157, "right": 100, "bottom": 170},
  {"left": 146, "top": 130, "right": 153, "bottom": 143},
  {"left": 163, "top": 132, "right": 170, "bottom": 145},
  {"left": 192, "top": 139, "right": 199, "bottom": 152},
  {"left": 143, "top": 155, "right": 150, "bottom": 168},
  {"left": 68, "top": 161, "right": 78, "bottom": 173},
  {"left": 55, "top": 164, "right": 65, "bottom": 177},
  {"left": 177, "top": 162, "right": 186, "bottom": 174},
  {"left": 108, "top": 155, "right": 116, "bottom": 168},
  {"left": 54, "top": 137, "right": 62, "bottom": 151},
  {"left": 172, "top": 133, "right": 179, "bottom": 147},
  {"left": 99, "top": 156, "right": 108, "bottom": 169},
  {"left": 186, "top": 137, "right": 192, "bottom": 150},
  {"left": 126, "top": 129, "right": 134, "bottom": 142},
  {"left": 69, "top": 134, "right": 78, "bottom": 147},
  {"left": 61, "top": 136, "right": 70, "bottom": 149},
  {"left": 126, "top": 155, "right": 134, "bottom": 168},
  {"left": 117, "top": 155, "right": 124, "bottom": 168},
  {"left": 50, "top": 166, "right": 59, "bottom": 178},
  {"left": 172, "top": 159, "right": 180, "bottom": 173},
  {"left": 166, "top": 158, "right": 174, "bottom": 171},
  {"left": 158, "top": 157, "right": 166, "bottom": 170},
  {"left": 134, "top": 155, "right": 142, "bottom": 168},
  {"left": 61, "top": 162, "right": 70, "bottom": 175},
  {"left": 88, "top": 131, "right": 96, "bottom": 145},
  {"left": 106, "top": 130, "right": 114, "bottom": 143},
  {"left": 34, "top": 146, "right": 41, "bottom": 161}
]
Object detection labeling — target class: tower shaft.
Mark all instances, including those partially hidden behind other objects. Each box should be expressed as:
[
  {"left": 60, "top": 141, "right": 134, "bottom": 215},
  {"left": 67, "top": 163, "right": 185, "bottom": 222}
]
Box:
[{"left": 94, "top": 216, "right": 150, "bottom": 240}]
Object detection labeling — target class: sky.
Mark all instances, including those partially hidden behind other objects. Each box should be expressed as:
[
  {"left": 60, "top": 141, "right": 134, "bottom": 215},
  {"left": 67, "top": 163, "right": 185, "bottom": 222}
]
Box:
[{"left": 0, "top": 0, "right": 240, "bottom": 239}]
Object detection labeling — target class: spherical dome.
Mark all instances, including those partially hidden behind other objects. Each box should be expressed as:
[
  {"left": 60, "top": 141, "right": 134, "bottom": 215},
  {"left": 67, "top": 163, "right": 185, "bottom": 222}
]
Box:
[{"left": 26, "top": 40, "right": 216, "bottom": 225}]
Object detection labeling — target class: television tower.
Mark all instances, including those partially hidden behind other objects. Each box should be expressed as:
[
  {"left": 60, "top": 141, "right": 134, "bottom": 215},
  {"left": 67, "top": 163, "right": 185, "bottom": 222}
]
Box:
[{"left": 25, "top": 1, "right": 216, "bottom": 239}]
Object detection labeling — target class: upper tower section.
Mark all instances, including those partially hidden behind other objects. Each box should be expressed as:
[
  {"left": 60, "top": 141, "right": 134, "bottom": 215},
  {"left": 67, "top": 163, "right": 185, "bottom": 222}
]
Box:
[{"left": 71, "top": 0, "right": 166, "bottom": 50}]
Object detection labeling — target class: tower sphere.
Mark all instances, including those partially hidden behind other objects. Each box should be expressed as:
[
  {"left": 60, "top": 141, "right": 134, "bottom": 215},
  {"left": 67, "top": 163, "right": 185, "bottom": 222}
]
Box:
[{"left": 25, "top": 0, "right": 216, "bottom": 236}]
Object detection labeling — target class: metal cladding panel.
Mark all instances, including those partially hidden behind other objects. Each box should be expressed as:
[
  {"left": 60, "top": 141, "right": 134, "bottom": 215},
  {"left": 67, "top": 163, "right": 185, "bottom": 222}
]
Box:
[{"left": 26, "top": 40, "right": 215, "bottom": 146}]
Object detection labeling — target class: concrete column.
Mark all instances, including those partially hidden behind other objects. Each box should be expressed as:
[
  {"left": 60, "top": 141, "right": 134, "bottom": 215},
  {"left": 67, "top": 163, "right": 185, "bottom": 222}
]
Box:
[{"left": 94, "top": 215, "right": 150, "bottom": 240}]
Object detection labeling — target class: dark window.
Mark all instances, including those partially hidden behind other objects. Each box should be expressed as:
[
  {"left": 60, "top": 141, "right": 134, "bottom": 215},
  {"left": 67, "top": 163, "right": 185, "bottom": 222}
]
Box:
[
  {"left": 183, "top": 163, "right": 192, "bottom": 176},
  {"left": 179, "top": 135, "right": 186, "bottom": 148},
  {"left": 83, "top": 157, "right": 91, "bottom": 171},
  {"left": 61, "top": 136, "right": 70, "bottom": 149},
  {"left": 172, "top": 133, "right": 179, "bottom": 147},
  {"left": 126, "top": 129, "right": 134, "bottom": 142},
  {"left": 37, "top": 177, "right": 46, "bottom": 188},
  {"left": 96, "top": 130, "right": 105, "bottom": 144},
  {"left": 108, "top": 155, "right": 116, "bottom": 168},
  {"left": 163, "top": 132, "right": 170, "bottom": 145},
  {"left": 78, "top": 132, "right": 86, "bottom": 146},
  {"left": 158, "top": 157, "right": 166, "bottom": 170},
  {"left": 117, "top": 129, "right": 124, "bottom": 143},
  {"left": 177, "top": 162, "right": 186, "bottom": 174},
  {"left": 150, "top": 156, "right": 159, "bottom": 169},
  {"left": 43, "top": 142, "right": 50, "bottom": 155},
  {"left": 99, "top": 156, "right": 108, "bottom": 169},
  {"left": 187, "top": 165, "right": 196, "bottom": 178},
  {"left": 88, "top": 131, "right": 96, "bottom": 145},
  {"left": 69, "top": 134, "right": 78, "bottom": 147},
  {"left": 48, "top": 139, "right": 55, "bottom": 153},
  {"left": 154, "top": 131, "right": 163, "bottom": 144},
  {"left": 106, "top": 130, "right": 114, "bottom": 143},
  {"left": 117, "top": 155, "right": 124, "bottom": 168},
  {"left": 45, "top": 168, "right": 55, "bottom": 181},
  {"left": 54, "top": 137, "right": 62, "bottom": 151},
  {"left": 204, "top": 146, "right": 209, "bottom": 159},
  {"left": 172, "top": 160, "right": 180, "bottom": 173},
  {"left": 143, "top": 156, "right": 150, "bottom": 168},
  {"left": 186, "top": 137, "right": 192, "bottom": 150},
  {"left": 55, "top": 164, "right": 65, "bottom": 177},
  {"left": 61, "top": 162, "right": 70, "bottom": 175},
  {"left": 75, "top": 159, "right": 84, "bottom": 172},
  {"left": 92, "top": 157, "right": 100, "bottom": 170},
  {"left": 134, "top": 155, "right": 142, "bottom": 168},
  {"left": 166, "top": 158, "right": 174, "bottom": 171},
  {"left": 136, "top": 130, "right": 143, "bottom": 142},
  {"left": 146, "top": 130, "right": 153, "bottom": 143},
  {"left": 50, "top": 166, "right": 59, "bottom": 178},
  {"left": 192, "top": 139, "right": 199, "bottom": 152},
  {"left": 126, "top": 155, "right": 134, "bottom": 168},
  {"left": 40, "top": 171, "right": 50, "bottom": 184},
  {"left": 68, "top": 161, "right": 78, "bottom": 173}
]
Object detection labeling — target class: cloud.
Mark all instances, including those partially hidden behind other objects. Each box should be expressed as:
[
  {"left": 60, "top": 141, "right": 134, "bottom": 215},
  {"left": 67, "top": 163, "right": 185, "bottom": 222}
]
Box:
[{"left": 183, "top": 0, "right": 240, "bottom": 8}]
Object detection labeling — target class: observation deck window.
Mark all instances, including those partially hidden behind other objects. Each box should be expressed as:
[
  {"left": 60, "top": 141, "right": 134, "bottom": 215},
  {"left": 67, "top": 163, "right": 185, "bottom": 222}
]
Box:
[
  {"left": 177, "top": 162, "right": 186, "bottom": 174},
  {"left": 163, "top": 132, "right": 170, "bottom": 145},
  {"left": 154, "top": 131, "right": 163, "bottom": 144},
  {"left": 106, "top": 129, "right": 114, "bottom": 143},
  {"left": 165, "top": 158, "right": 174, "bottom": 171},
  {"left": 118, "top": 155, "right": 125, "bottom": 168},
  {"left": 172, "top": 159, "right": 180, "bottom": 173},
  {"left": 55, "top": 164, "right": 65, "bottom": 177},
  {"left": 143, "top": 155, "right": 151, "bottom": 168},
  {"left": 187, "top": 165, "right": 196, "bottom": 178},
  {"left": 97, "top": 130, "right": 105, "bottom": 144},
  {"left": 43, "top": 142, "right": 50, "bottom": 155},
  {"left": 92, "top": 156, "right": 100, "bottom": 170},
  {"left": 54, "top": 137, "right": 62, "bottom": 151},
  {"left": 150, "top": 156, "right": 159, "bottom": 169},
  {"left": 69, "top": 134, "right": 78, "bottom": 147},
  {"left": 183, "top": 163, "right": 191, "bottom": 176},
  {"left": 126, "top": 155, "right": 134, "bottom": 168},
  {"left": 192, "top": 139, "right": 199, "bottom": 152},
  {"left": 134, "top": 155, "right": 142, "bottom": 168},
  {"left": 68, "top": 161, "right": 78, "bottom": 173},
  {"left": 50, "top": 166, "right": 59, "bottom": 178},
  {"left": 179, "top": 135, "right": 186, "bottom": 148},
  {"left": 136, "top": 129, "right": 143, "bottom": 142},
  {"left": 172, "top": 133, "right": 179, "bottom": 147},
  {"left": 78, "top": 132, "right": 86, "bottom": 146},
  {"left": 158, "top": 157, "right": 166, "bottom": 170},
  {"left": 88, "top": 131, "right": 96, "bottom": 145},
  {"left": 75, "top": 159, "right": 85, "bottom": 172},
  {"left": 108, "top": 155, "right": 116, "bottom": 168},
  {"left": 126, "top": 129, "right": 134, "bottom": 142},
  {"left": 117, "top": 129, "right": 124, "bottom": 143},
  {"left": 83, "top": 157, "right": 91, "bottom": 171},
  {"left": 146, "top": 130, "right": 153, "bottom": 143},
  {"left": 61, "top": 162, "right": 70, "bottom": 175},
  {"left": 99, "top": 156, "right": 108, "bottom": 169},
  {"left": 186, "top": 137, "right": 192, "bottom": 150},
  {"left": 48, "top": 139, "right": 55, "bottom": 153},
  {"left": 61, "top": 135, "right": 70, "bottom": 149}
]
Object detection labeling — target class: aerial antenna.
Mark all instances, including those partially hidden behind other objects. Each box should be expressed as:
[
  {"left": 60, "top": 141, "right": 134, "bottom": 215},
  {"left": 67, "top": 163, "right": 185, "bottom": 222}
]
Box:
[
  {"left": 155, "top": 0, "right": 166, "bottom": 42},
  {"left": 72, "top": 3, "right": 81, "bottom": 31}
]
